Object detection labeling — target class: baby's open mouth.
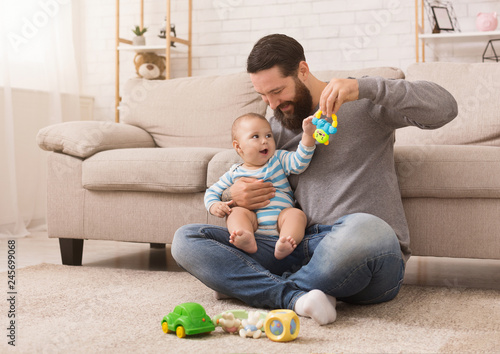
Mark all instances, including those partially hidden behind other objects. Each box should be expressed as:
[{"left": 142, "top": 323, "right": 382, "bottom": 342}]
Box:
[{"left": 260, "top": 149, "right": 268, "bottom": 155}]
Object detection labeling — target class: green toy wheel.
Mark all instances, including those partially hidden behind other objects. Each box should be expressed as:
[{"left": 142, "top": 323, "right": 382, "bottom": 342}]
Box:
[{"left": 176, "top": 326, "right": 186, "bottom": 338}]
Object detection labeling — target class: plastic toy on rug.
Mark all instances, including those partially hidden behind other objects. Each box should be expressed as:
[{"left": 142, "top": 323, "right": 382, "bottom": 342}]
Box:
[
  {"left": 239, "top": 310, "right": 265, "bottom": 339},
  {"left": 212, "top": 310, "right": 269, "bottom": 333},
  {"left": 312, "top": 109, "right": 338, "bottom": 145},
  {"left": 161, "top": 302, "right": 215, "bottom": 338},
  {"left": 215, "top": 311, "right": 241, "bottom": 334},
  {"left": 264, "top": 309, "right": 300, "bottom": 342}
]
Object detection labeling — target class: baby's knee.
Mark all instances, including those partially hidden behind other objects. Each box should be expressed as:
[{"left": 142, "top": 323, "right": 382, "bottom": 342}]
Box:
[
  {"left": 231, "top": 207, "right": 257, "bottom": 220},
  {"left": 280, "top": 207, "right": 307, "bottom": 223}
]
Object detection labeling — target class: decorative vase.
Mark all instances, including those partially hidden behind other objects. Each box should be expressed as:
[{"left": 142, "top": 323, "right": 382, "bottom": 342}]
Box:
[
  {"left": 132, "top": 36, "right": 146, "bottom": 46},
  {"left": 476, "top": 12, "right": 498, "bottom": 31}
]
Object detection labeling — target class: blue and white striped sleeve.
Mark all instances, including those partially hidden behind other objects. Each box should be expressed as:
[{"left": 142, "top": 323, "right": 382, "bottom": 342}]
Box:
[
  {"left": 277, "top": 141, "right": 316, "bottom": 176},
  {"left": 204, "top": 170, "right": 234, "bottom": 212}
]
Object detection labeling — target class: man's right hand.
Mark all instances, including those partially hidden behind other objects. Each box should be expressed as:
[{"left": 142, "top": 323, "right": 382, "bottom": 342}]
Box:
[{"left": 224, "top": 177, "right": 275, "bottom": 210}]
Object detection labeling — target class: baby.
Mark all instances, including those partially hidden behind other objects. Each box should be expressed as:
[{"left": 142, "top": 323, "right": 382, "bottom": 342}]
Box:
[{"left": 204, "top": 112, "right": 316, "bottom": 260}]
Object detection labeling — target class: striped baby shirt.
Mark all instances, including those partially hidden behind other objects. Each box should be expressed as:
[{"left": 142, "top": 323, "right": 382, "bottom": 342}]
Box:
[{"left": 205, "top": 141, "right": 316, "bottom": 236}]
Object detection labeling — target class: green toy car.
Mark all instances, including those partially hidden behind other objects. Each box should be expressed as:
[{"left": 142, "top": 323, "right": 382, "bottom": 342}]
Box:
[{"left": 161, "top": 302, "right": 215, "bottom": 338}]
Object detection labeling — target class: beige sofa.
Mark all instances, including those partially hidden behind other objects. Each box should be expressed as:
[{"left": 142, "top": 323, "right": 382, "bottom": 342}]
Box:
[{"left": 36, "top": 62, "right": 500, "bottom": 266}]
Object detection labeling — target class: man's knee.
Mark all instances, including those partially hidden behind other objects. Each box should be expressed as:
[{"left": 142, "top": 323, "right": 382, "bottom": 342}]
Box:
[
  {"left": 325, "top": 213, "right": 400, "bottom": 261},
  {"left": 171, "top": 224, "right": 200, "bottom": 263},
  {"left": 345, "top": 213, "right": 398, "bottom": 246}
]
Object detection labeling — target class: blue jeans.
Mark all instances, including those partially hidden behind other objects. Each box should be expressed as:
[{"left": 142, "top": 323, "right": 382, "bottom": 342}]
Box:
[{"left": 171, "top": 213, "right": 405, "bottom": 310}]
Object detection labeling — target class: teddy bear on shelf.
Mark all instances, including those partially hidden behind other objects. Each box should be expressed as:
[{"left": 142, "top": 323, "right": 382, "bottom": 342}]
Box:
[{"left": 133, "top": 52, "right": 166, "bottom": 80}]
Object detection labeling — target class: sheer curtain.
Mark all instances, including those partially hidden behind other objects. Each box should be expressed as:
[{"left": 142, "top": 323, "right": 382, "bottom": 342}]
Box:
[{"left": 0, "top": 1, "right": 80, "bottom": 238}]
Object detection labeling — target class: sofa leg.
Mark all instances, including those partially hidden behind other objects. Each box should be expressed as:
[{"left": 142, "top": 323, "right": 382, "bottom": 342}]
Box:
[
  {"left": 59, "top": 238, "right": 84, "bottom": 266},
  {"left": 150, "top": 243, "right": 166, "bottom": 249}
]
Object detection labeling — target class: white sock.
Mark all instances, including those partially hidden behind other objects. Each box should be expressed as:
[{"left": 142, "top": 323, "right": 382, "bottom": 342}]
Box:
[{"left": 294, "top": 289, "right": 337, "bottom": 325}]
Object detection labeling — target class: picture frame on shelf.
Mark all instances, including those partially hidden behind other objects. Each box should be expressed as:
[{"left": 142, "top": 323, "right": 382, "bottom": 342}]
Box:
[
  {"left": 431, "top": 6, "right": 454, "bottom": 31},
  {"left": 424, "top": 0, "right": 461, "bottom": 34}
]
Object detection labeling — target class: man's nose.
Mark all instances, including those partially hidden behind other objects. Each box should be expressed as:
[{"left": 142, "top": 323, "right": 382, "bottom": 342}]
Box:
[{"left": 267, "top": 97, "right": 281, "bottom": 110}]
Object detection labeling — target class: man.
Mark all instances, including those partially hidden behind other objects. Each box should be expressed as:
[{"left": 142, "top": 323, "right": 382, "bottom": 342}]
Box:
[{"left": 172, "top": 34, "right": 458, "bottom": 325}]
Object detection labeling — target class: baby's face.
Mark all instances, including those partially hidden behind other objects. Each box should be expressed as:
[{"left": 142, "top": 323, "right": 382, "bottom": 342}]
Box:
[{"left": 234, "top": 117, "right": 276, "bottom": 169}]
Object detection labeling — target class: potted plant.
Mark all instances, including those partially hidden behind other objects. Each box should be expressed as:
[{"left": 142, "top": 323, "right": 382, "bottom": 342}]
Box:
[{"left": 132, "top": 25, "right": 148, "bottom": 46}]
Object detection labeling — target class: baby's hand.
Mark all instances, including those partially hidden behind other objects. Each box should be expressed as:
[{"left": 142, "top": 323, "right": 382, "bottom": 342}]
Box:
[
  {"left": 209, "top": 201, "right": 232, "bottom": 218},
  {"left": 303, "top": 116, "right": 316, "bottom": 137}
]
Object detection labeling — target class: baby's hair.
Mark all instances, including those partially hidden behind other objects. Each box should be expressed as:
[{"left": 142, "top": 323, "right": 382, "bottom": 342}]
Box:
[{"left": 231, "top": 113, "right": 269, "bottom": 141}]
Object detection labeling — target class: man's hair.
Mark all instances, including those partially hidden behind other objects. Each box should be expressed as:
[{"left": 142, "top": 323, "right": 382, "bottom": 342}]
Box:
[
  {"left": 247, "top": 34, "right": 305, "bottom": 77},
  {"left": 232, "top": 113, "right": 269, "bottom": 141}
]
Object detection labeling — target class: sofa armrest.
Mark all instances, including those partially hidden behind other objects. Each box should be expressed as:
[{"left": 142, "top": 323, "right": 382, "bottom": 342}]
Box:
[{"left": 36, "top": 121, "right": 156, "bottom": 158}]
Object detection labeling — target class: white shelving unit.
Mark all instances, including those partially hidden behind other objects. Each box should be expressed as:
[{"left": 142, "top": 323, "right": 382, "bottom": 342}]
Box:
[
  {"left": 116, "top": 44, "right": 185, "bottom": 53},
  {"left": 419, "top": 30, "right": 500, "bottom": 40},
  {"left": 414, "top": 0, "right": 500, "bottom": 62},
  {"left": 115, "top": 0, "right": 192, "bottom": 122}
]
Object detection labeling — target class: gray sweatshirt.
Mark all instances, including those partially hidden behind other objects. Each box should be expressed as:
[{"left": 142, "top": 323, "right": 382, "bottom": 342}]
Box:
[{"left": 270, "top": 76, "right": 458, "bottom": 262}]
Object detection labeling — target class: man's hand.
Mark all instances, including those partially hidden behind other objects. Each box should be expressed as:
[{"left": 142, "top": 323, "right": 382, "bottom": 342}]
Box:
[
  {"left": 209, "top": 201, "right": 233, "bottom": 218},
  {"left": 226, "top": 177, "right": 275, "bottom": 210},
  {"left": 319, "top": 78, "right": 359, "bottom": 117}
]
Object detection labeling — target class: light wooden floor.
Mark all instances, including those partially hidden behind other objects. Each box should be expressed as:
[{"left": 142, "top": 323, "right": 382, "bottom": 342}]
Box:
[{"left": 2, "top": 231, "right": 500, "bottom": 290}]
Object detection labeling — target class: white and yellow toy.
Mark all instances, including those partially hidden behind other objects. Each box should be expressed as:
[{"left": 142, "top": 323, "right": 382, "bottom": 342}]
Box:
[{"left": 239, "top": 311, "right": 265, "bottom": 339}]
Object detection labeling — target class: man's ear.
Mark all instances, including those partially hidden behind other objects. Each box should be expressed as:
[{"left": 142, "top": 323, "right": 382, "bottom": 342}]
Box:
[{"left": 298, "top": 61, "right": 309, "bottom": 82}]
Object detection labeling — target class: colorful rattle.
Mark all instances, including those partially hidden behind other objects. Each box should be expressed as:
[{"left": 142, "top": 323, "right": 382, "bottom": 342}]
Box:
[{"left": 312, "top": 109, "right": 338, "bottom": 145}]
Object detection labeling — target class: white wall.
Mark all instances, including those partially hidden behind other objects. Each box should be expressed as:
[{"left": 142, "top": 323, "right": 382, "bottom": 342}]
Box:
[
  {"left": 78, "top": 0, "right": 500, "bottom": 121},
  {"left": 0, "top": 89, "right": 89, "bottom": 229}
]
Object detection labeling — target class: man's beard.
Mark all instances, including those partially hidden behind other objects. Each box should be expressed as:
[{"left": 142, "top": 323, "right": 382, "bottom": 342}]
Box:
[{"left": 273, "top": 77, "right": 313, "bottom": 131}]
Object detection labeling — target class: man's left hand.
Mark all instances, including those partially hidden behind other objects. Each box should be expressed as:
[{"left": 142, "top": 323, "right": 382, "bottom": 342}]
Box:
[{"left": 319, "top": 78, "right": 359, "bottom": 117}]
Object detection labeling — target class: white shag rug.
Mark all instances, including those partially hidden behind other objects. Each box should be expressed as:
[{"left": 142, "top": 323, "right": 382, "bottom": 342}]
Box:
[{"left": 1, "top": 263, "right": 499, "bottom": 353}]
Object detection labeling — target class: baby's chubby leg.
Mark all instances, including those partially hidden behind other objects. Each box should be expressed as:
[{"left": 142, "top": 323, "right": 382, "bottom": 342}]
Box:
[
  {"left": 275, "top": 208, "right": 307, "bottom": 260},
  {"left": 227, "top": 207, "right": 258, "bottom": 254}
]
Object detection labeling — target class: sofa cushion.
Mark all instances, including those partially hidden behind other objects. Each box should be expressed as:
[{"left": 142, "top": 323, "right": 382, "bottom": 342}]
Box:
[
  {"left": 395, "top": 145, "right": 500, "bottom": 198},
  {"left": 396, "top": 62, "right": 500, "bottom": 146},
  {"left": 82, "top": 147, "right": 225, "bottom": 193},
  {"left": 313, "top": 66, "right": 405, "bottom": 81},
  {"left": 37, "top": 121, "right": 156, "bottom": 158},
  {"left": 206, "top": 149, "right": 243, "bottom": 187},
  {"left": 120, "top": 72, "right": 268, "bottom": 150}
]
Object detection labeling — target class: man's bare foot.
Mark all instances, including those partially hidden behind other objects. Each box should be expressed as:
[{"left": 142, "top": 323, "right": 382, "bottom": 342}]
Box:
[
  {"left": 274, "top": 235, "right": 297, "bottom": 260},
  {"left": 229, "top": 230, "right": 257, "bottom": 253}
]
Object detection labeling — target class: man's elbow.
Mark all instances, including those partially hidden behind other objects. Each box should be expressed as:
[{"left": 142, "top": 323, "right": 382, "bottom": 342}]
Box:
[{"left": 447, "top": 95, "right": 459, "bottom": 123}]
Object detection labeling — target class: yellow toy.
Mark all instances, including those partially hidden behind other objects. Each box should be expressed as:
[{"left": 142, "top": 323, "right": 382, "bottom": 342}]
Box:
[
  {"left": 312, "top": 110, "right": 338, "bottom": 145},
  {"left": 264, "top": 309, "right": 300, "bottom": 342}
]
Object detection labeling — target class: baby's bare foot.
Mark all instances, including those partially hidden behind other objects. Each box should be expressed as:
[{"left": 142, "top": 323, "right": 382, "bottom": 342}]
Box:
[
  {"left": 229, "top": 230, "right": 257, "bottom": 253},
  {"left": 274, "top": 236, "right": 297, "bottom": 260}
]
